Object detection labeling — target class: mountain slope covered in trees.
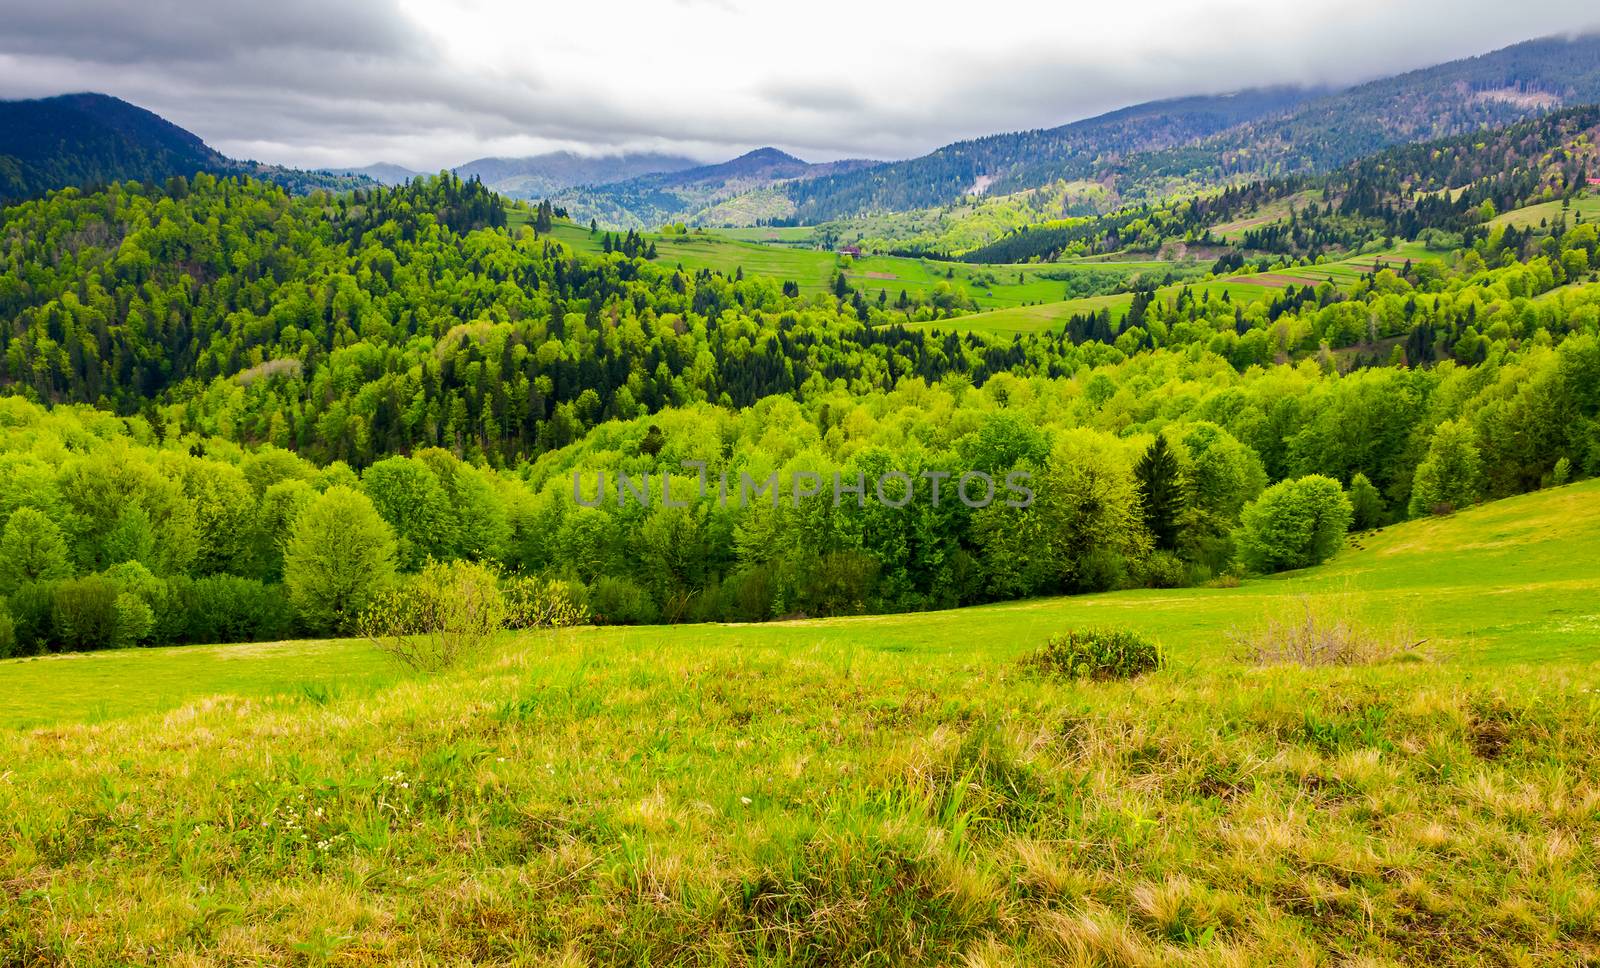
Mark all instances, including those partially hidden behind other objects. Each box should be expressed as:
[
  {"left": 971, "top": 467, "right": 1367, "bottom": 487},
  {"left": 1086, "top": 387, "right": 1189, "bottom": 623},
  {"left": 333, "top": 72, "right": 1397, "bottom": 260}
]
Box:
[
  {"left": 557, "top": 148, "right": 880, "bottom": 229},
  {"left": 453, "top": 151, "right": 701, "bottom": 199},
  {"left": 784, "top": 33, "right": 1600, "bottom": 222},
  {"left": 0, "top": 93, "right": 373, "bottom": 201},
  {"left": 0, "top": 93, "right": 225, "bottom": 201}
]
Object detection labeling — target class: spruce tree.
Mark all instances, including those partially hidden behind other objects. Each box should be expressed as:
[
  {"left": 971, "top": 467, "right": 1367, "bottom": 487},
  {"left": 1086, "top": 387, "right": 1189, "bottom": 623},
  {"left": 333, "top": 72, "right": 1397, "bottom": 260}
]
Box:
[{"left": 1135, "top": 434, "right": 1186, "bottom": 551}]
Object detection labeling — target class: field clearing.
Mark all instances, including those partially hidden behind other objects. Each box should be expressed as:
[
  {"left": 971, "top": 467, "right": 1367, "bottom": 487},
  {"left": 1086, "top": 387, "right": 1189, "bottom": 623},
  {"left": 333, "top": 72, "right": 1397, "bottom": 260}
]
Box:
[
  {"left": 1489, "top": 190, "right": 1600, "bottom": 230},
  {"left": 1209, "top": 190, "right": 1322, "bottom": 242},
  {"left": 3, "top": 485, "right": 1599, "bottom": 963},
  {"left": 530, "top": 217, "right": 1177, "bottom": 310},
  {"left": 919, "top": 246, "right": 1449, "bottom": 338},
  {"left": 706, "top": 226, "right": 818, "bottom": 246},
  {"left": 7, "top": 479, "right": 1598, "bottom": 731}
]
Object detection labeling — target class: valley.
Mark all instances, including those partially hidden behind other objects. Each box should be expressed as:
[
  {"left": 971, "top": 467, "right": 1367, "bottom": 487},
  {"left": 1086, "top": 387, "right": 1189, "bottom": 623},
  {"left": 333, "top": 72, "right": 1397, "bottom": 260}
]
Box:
[{"left": 4, "top": 16, "right": 1600, "bottom": 966}]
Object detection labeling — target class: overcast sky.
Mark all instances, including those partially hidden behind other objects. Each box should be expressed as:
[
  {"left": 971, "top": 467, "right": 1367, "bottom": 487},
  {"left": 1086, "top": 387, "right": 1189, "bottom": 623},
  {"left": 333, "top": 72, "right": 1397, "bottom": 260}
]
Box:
[{"left": 2, "top": 0, "right": 1597, "bottom": 170}]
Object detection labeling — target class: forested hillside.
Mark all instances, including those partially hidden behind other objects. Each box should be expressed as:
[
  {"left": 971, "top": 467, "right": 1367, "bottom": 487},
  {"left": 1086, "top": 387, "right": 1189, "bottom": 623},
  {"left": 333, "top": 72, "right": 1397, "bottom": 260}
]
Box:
[
  {"left": 786, "top": 88, "right": 1315, "bottom": 221},
  {"left": 556, "top": 148, "right": 880, "bottom": 229},
  {"left": 2, "top": 160, "right": 1600, "bottom": 655},
  {"left": 956, "top": 103, "right": 1600, "bottom": 264},
  {"left": 783, "top": 33, "right": 1600, "bottom": 222},
  {"left": 0, "top": 93, "right": 374, "bottom": 202},
  {"left": 0, "top": 94, "right": 225, "bottom": 201}
]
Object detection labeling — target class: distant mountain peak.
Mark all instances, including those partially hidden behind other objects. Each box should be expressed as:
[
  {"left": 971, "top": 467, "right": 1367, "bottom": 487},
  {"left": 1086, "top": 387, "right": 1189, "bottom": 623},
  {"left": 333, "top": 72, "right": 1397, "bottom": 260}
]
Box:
[{"left": 735, "top": 147, "right": 805, "bottom": 164}]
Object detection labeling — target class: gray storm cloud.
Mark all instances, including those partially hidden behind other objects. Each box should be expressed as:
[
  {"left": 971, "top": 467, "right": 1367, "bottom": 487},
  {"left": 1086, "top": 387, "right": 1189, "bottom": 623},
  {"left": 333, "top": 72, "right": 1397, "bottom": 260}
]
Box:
[{"left": 0, "top": 0, "right": 1596, "bottom": 170}]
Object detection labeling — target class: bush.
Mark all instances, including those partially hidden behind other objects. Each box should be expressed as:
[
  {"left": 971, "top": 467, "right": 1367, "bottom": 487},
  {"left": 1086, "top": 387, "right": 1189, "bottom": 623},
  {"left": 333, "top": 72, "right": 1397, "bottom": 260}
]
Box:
[
  {"left": 7, "top": 582, "right": 55, "bottom": 656},
  {"left": 103, "top": 561, "right": 176, "bottom": 643},
  {"left": 182, "top": 575, "right": 296, "bottom": 643},
  {"left": 0, "top": 603, "right": 15, "bottom": 659},
  {"left": 284, "top": 486, "right": 397, "bottom": 634},
  {"left": 51, "top": 575, "right": 122, "bottom": 650},
  {"left": 1024, "top": 628, "right": 1165, "bottom": 681},
  {"left": 113, "top": 592, "right": 155, "bottom": 647},
  {"left": 503, "top": 575, "right": 590, "bottom": 629},
  {"left": 1140, "top": 551, "right": 1188, "bottom": 589},
  {"left": 360, "top": 559, "right": 506, "bottom": 672},
  {"left": 1230, "top": 594, "right": 1423, "bottom": 666},
  {"left": 0, "top": 507, "right": 72, "bottom": 594},
  {"left": 1236, "top": 475, "right": 1352, "bottom": 573},
  {"left": 588, "top": 575, "right": 659, "bottom": 625}
]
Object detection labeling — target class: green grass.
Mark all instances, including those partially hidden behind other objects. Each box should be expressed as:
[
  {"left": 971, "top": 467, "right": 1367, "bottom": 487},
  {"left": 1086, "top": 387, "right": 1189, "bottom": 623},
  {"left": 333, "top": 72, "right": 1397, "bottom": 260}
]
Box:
[
  {"left": 7, "top": 478, "right": 1597, "bottom": 731},
  {"left": 525, "top": 217, "right": 1180, "bottom": 311},
  {"left": 1209, "top": 190, "right": 1323, "bottom": 243},
  {"left": 1489, "top": 190, "right": 1600, "bottom": 230},
  {"left": 918, "top": 246, "right": 1450, "bottom": 338},
  {"left": 705, "top": 226, "right": 820, "bottom": 247},
  {"left": 5, "top": 484, "right": 1599, "bottom": 963}
]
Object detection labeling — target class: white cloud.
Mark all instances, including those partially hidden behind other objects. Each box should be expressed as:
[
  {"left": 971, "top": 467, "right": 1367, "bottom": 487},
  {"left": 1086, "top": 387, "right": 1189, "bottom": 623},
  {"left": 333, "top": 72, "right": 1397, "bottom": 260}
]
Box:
[{"left": 0, "top": 0, "right": 1595, "bottom": 169}]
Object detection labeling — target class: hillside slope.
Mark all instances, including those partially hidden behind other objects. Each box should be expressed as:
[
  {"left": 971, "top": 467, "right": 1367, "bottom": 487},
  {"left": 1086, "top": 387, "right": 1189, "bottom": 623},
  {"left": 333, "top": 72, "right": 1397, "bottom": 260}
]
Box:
[
  {"left": 0, "top": 93, "right": 373, "bottom": 200},
  {"left": 784, "top": 32, "right": 1600, "bottom": 221},
  {"left": 3, "top": 482, "right": 1598, "bottom": 964},
  {"left": 558, "top": 147, "right": 881, "bottom": 228},
  {"left": 0, "top": 93, "right": 225, "bottom": 200},
  {"left": 8, "top": 477, "right": 1596, "bottom": 729}
]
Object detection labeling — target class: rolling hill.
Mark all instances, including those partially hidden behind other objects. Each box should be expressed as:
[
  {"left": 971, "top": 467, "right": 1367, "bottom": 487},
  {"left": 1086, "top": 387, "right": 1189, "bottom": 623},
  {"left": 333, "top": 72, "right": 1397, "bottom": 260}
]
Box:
[
  {"left": 555, "top": 147, "right": 881, "bottom": 229},
  {"left": 452, "top": 150, "right": 701, "bottom": 199},
  {"left": 781, "top": 32, "right": 1600, "bottom": 222},
  {"left": 0, "top": 92, "right": 226, "bottom": 200},
  {"left": 5, "top": 480, "right": 1597, "bottom": 962},
  {"left": 0, "top": 92, "right": 373, "bottom": 200}
]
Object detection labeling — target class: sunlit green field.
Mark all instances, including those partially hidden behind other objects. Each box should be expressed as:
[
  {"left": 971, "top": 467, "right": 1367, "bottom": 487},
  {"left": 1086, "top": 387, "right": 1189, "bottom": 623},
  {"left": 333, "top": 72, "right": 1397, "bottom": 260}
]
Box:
[
  {"left": 3, "top": 483, "right": 1599, "bottom": 964},
  {"left": 3, "top": 480, "right": 1600, "bottom": 960},
  {"left": 7, "top": 479, "right": 1598, "bottom": 730},
  {"left": 526, "top": 217, "right": 1177, "bottom": 311},
  {"left": 916, "top": 246, "right": 1449, "bottom": 337},
  {"left": 1489, "top": 190, "right": 1600, "bottom": 230},
  {"left": 1208, "top": 190, "right": 1323, "bottom": 242}
]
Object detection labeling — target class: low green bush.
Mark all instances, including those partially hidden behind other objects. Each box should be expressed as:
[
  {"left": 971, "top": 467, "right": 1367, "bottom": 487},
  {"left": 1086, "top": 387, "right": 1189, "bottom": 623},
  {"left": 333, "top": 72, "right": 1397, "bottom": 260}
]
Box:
[
  {"left": 6, "top": 582, "right": 54, "bottom": 656},
  {"left": 52, "top": 575, "right": 122, "bottom": 650},
  {"left": 503, "top": 575, "right": 589, "bottom": 629},
  {"left": 0, "top": 602, "right": 14, "bottom": 659},
  {"left": 181, "top": 575, "right": 296, "bottom": 644},
  {"left": 589, "top": 575, "right": 659, "bottom": 625},
  {"left": 1025, "top": 628, "right": 1164, "bottom": 681}
]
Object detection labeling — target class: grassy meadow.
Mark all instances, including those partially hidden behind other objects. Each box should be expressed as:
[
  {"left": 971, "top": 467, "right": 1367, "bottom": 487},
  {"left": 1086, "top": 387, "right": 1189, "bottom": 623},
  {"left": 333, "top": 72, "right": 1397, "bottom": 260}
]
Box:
[
  {"left": 1488, "top": 190, "right": 1600, "bottom": 230},
  {"left": 522, "top": 217, "right": 1180, "bottom": 312},
  {"left": 914, "top": 246, "right": 1449, "bottom": 338},
  {"left": 3, "top": 481, "right": 1599, "bottom": 964}
]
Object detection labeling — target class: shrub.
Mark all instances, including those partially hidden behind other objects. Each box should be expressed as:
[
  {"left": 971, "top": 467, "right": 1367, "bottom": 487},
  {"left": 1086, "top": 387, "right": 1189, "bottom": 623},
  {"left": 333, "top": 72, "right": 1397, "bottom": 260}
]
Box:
[
  {"left": 103, "top": 561, "right": 175, "bottom": 643},
  {"left": 360, "top": 559, "right": 506, "bottom": 672},
  {"left": 1024, "top": 629, "right": 1165, "bottom": 681},
  {"left": 182, "top": 575, "right": 296, "bottom": 643},
  {"left": 1408, "top": 420, "right": 1483, "bottom": 517},
  {"left": 1230, "top": 594, "right": 1423, "bottom": 667},
  {"left": 0, "top": 507, "right": 73, "bottom": 594},
  {"left": 588, "top": 575, "right": 659, "bottom": 625},
  {"left": 503, "top": 575, "right": 590, "bottom": 629},
  {"left": 51, "top": 575, "right": 122, "bottom": 650},
  {"left": 0, "top": 603, "right": 15, "bottom": 659},
  {"left": 7, "top": 582, "right": 55, "bottom": 655},
  {"left": 1347, "top": 472, "right": 1386, "bottom": 530},
  {"left": 1235, "top": 475, "right": 1352, "bottom": 573},
  {"left": 284, "top": 486, "right": 397, "bottom": 634},
  {"left": 1140, "top": 551, "right": 1188, "bottom": 589},
  {"left": 113, "top": 592, "right": 155, "bottom": 647}
]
